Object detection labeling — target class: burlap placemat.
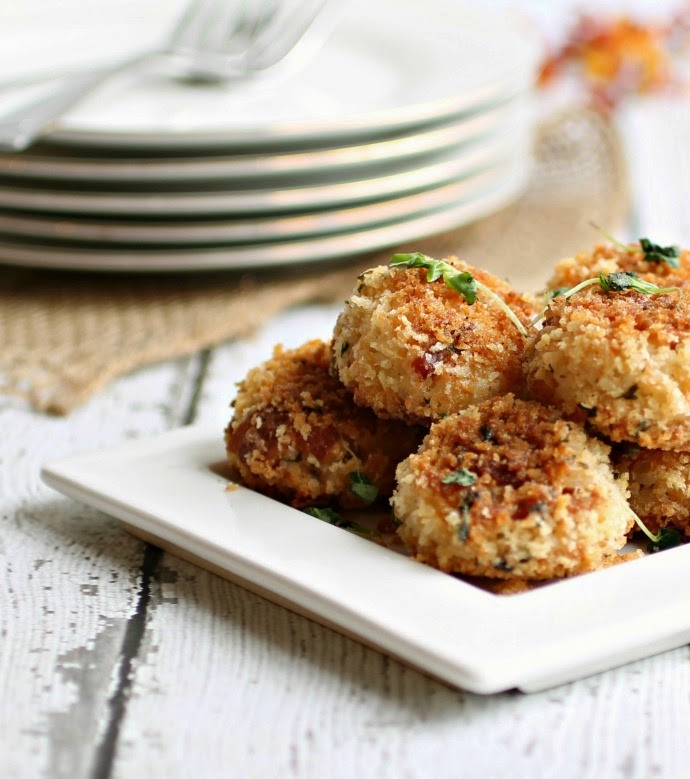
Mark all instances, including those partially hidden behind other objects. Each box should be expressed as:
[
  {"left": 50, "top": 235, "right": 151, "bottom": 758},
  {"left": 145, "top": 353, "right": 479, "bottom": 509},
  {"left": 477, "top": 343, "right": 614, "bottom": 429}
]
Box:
[{"left": 0, "top": 108, "right": 627, "bottom": 415}]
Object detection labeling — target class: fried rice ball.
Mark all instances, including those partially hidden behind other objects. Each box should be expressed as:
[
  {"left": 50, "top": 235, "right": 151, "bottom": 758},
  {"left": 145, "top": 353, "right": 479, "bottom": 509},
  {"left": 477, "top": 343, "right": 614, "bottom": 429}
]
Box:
[
  {"left": 331, "top": 259, "right": 535, "bottom": 424},
  {"left": 225, "top": 339, "right": 424, "bottom": 509},
  {"left": 391, "top": 395, "right": 635, "bottom": 580},
  {"left": 613, "top": 444, "right": 690, "bottom": 537},
  {"left": 525, "top": 287, "right": 690, "bottom": 450},
  {"left": 545, "top": 242, "right": 690, "bottom": 293}
]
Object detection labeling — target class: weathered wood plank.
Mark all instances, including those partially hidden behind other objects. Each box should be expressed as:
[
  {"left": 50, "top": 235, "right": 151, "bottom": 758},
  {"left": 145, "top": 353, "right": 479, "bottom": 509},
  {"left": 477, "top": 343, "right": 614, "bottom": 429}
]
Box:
[
  {"left": 111, "top": 550, "right": 690, "bottom": 779},
  {"left": 0, "top": 356, "right": 207, "bottom": 778}
]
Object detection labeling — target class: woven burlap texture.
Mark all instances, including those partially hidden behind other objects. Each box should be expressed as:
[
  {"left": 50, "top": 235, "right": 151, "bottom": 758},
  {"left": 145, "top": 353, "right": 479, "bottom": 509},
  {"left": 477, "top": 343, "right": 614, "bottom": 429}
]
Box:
[{"left": 0, "top": 108, "right": 627, "bottom": 415}]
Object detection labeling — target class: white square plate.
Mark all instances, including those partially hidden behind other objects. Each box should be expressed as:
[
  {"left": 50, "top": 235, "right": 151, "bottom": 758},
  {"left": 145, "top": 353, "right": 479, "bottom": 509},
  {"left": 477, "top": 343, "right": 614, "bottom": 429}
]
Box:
[{"left": 42, "top": 425, "right": 690, "bottom": 694}]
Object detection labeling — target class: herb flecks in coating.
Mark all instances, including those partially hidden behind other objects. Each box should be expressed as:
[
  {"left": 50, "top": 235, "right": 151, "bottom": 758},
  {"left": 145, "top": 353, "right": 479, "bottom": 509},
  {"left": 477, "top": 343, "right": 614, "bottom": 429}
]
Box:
[{"left": 442, "top": 468, "right": 478, "bottom": 486}]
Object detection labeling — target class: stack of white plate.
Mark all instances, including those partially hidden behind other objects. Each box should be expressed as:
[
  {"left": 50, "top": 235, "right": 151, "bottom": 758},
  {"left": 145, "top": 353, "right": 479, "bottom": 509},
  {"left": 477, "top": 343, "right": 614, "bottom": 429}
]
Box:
[{"left": 0, "top": 0, "right": 540, "bottom": 271}]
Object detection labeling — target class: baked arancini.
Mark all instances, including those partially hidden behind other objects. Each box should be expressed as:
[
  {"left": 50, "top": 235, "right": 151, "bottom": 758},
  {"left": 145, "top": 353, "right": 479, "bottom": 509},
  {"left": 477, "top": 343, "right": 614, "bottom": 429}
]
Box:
[
  {"left": 332, "top": 260, "right": 535, "bottom": 424},
  {"left": 525, "top": 288, "right": 690, "bottom": 450},
  {"left": 391, "top": 395, "right": 634, "bottom": 580},
  {"left": 225, "top": 340, "right": 424, "bottom": 509}
]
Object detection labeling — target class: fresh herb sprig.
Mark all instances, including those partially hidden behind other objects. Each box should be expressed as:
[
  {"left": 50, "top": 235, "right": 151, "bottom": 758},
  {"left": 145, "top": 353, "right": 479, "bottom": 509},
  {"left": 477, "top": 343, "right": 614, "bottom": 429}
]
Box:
[
  {"left": 631, "top": 513, "right": 681, "bottom": 553},
  {"left": 303, "top": 506, "right": 380, "bottom": 539},
  {"left": 390, "top": 253, "right": 528, "bottom": 337},
  {"left": 598, "top": 271, "right": 680, "bottom": 294},
  {"left": 562, "top": 271, "right": 678, "bottom": 300},
  {"left": 591, "top": 222, "right": 681, "bottom": 268},
  {"left": 531, "top": 272, "right": 680, "bottom": 326}
]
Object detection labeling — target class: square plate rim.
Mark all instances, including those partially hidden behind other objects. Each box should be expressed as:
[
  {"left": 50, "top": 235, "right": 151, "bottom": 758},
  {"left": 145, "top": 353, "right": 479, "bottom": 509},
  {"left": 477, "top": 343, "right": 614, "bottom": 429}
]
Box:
[{"left": 41, "top": 425, "right": 690, "bottom": 694}]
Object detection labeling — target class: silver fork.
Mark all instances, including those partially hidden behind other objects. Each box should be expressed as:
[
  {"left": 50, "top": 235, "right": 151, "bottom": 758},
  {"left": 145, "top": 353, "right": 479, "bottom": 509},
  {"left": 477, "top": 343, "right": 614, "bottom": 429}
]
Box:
[{"left": 0, "top": 0, "right": 341, "bottom": 152}]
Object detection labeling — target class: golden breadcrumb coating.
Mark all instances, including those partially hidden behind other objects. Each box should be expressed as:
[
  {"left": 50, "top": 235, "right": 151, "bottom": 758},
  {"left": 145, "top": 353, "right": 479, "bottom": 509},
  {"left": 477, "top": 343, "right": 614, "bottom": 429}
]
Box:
[
  {"left": 331, "top": 260, "right": 535, "bottom": 424},
  {"left": 525, "top": 288, "right": 690, "bottom": 449},
  {"left": 225, "top": 340, "right": 424, "bottom": 508},
  {"left": 391, "top": 395, "right": 634, "bottom": 580},
  {"left": 614, "top": 444, "right": 690, "bottom": 537},
  {"left": 546, "top": 243, "right": 690, "bottom": 293}
]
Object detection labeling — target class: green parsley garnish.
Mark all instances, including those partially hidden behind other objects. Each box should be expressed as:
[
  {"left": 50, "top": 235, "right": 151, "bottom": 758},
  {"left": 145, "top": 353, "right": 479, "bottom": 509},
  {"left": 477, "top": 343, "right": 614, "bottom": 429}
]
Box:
[
  {"left": 304, "top": 507, "right": 348, "bottom": 525},
  {"left": 591, "top": 222, "right": 681, "bottom": 268},
  {"left": 598, "top": 271, "right": 679, "bottom": 295},
  {"left": 647, "top": 527, "right": 681, "bottom": 553},
  {"left": 531, "top": 272, "right": 680, "bottom": 326},
  {"left": 639, "top": 238, "right": 681, "bottom": 267},
  {"left": 631, "top": 512, "right": 682, "bottom": 553},
  {"left": 389, "top": 253, "right": 528, "bottom": 337},
  {"left": 303, "top": 506, "right": 379, "bottom": 539},
  {"left": 349, "top": 472, "right": 378, "bottom": 505},
  {"left": 442, "top": 468, "right": 478, "bottom": 486}
]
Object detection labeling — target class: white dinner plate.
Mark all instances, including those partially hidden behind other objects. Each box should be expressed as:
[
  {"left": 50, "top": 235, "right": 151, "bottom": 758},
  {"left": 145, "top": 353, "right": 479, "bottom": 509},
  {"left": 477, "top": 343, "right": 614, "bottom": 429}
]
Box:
[
  {"left": 0, "top": 104, "right": 517, "bottom": 184},
  {"left": 41, "top": 426, "right": 690, "bottom": 694},
  {"left": 0, "top": 161, "right": 519, "bottom": 246},
  {"left": 0, "top": 130, "right": 526, "bottom": 217},
  {"left": 32, "top": 0, "right": 539, "bottom": 149},
  {"left": 0, "top": 155, "right": 528, "bottom": 270},
  {"left": 0, "top": 0, "right": 187, "bottom": 87}
]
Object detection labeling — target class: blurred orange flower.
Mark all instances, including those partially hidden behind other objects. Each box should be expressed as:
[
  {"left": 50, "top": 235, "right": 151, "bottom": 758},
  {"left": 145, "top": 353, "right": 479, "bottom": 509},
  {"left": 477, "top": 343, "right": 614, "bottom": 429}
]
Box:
[{"left": 539, "top": 13, "right": 675, "bottom": 112}]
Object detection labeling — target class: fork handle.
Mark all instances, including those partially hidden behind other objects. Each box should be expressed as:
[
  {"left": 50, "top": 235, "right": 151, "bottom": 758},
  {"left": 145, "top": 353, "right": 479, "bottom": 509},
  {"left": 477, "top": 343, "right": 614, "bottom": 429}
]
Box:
[{"left": 0, "top": 60, "right": 143, "bottom": 153}]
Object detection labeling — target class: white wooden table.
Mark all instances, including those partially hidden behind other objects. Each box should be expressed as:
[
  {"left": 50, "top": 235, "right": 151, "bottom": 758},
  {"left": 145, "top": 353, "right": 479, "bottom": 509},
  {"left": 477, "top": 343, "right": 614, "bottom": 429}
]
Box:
[{"left": 3, "top": 104, "right": 690, "bottom": 779}]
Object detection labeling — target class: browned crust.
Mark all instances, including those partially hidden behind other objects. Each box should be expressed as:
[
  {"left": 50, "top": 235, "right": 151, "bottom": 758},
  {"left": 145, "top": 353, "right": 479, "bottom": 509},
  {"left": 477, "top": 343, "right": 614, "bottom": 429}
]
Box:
[
  {"left": 225, "top": 339, "right": 424, "bottom": 508},
  {"left": 332, "top": 260, "right": 536, "bottom": 423},
  {"left": 614, "top": 444, "right": 690, "bottom": 536},
  {"left": 392, "top": 395, "right": 633, "bottom": 580},
  {"left": 525, "top": 288, "right": 690, "bottom": 449}
]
